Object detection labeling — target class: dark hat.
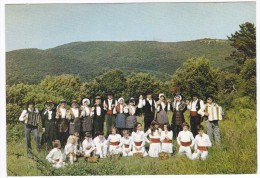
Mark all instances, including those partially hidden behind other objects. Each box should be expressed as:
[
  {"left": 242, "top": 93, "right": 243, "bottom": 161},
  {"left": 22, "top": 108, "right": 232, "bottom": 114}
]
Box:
[
  {"left": 106, "top": 91, "right": 113, "bottom": 96},
  {"left": 59, "top": 99, "right": 67, "bottom": 103},
  {"left": 71, "top": 100, "right": 79, "bottom": 107},
  {"left": 95, "top": 95, "right": 101, "bottom": 99},
  {"left": 45, "top": 100, "right": 55, "bottom": 108},
  {"left": 129, "top": 97, "right": 135, "bottom": 103},
  {"left": 26, "top": 101, "right": 35, "bottom": 107},
  {"left": 191, "top": 93, "right": 199, "bottom": 97},
  {"left": 146, "top": 90, "right": 153, "bottom": 95},
  {"left": 205, "top": 95, "right": 214, "bottom": 101}
]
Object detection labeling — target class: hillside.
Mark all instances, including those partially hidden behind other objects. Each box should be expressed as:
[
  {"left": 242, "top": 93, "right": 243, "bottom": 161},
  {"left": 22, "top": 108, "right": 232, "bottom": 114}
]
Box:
[{"left": 6, "top": 39, "right": 235, "bottom": 85}]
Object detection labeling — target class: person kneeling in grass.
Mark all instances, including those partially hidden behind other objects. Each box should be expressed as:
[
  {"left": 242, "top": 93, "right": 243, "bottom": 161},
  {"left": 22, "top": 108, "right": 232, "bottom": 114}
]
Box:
[
  {"left": 64, "top": 135, "right": 77, "bottom": 164},
  {"left": 82, "top": 132, "right": 96, "bottom": 158},
  {"left": 119, "top": 130, "right": 133, "bottom": 157},
  {"left": 107, "top": 127, "right": 122, "bottom": 155},
  {"left": 176, "top": 122, "right": 194, "bottom": 159},
  {"left": 46, "top": 140, "right": 65, "bottom": 168},
  {"left": 191, "top": 125, "right": 212, "bottom": 160}
]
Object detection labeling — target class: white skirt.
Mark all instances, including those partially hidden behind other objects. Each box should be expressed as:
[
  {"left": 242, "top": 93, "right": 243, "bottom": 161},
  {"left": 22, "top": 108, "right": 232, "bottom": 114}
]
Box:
[
  {"left": 148, "top": 143, "right": 161, "bottom": 157},
  {"left": 161, "top": 143, "right": 173, "bottom": 153}
]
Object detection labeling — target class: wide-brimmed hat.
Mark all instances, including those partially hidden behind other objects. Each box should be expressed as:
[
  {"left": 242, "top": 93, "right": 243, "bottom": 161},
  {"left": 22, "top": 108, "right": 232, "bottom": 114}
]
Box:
[
  {"left": 191, "top": 93, "right": 199, "bottom": 97},
  {"left": 71, "top": 100, "right": 80, "bottom": 107},
  {"left": 129, "top": 97, "right": 135, "bottom": 105},
  {"left": 59, "top": 99, "right": 67, "bottom": 104},
  {"left": 106, "top": 91, "right": 113, "bottom": 96},
  {"left": 205, "top": 95, "right": 214, "bottom": 101},
  {"left": 82, "top": 98, "right": 90, "bottom": 105},
  {"left": 45, "top": 100, "right": 55, "bottom": 108},
  {"left": 95, "top": 95, "right": 101, "bottom": 99},
  {"left": 146, "top": 90, "right": 153, "bottom": 96}
]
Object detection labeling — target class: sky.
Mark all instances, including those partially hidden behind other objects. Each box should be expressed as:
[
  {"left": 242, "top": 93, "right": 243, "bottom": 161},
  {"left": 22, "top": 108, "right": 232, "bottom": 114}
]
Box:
[{"left": 5, "top": 1, "right": 256, "bottom": 51}]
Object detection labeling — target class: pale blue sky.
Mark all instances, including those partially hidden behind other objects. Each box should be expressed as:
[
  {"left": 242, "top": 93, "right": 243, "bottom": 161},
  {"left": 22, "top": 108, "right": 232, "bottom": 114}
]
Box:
[{"left": 5, "top": 2, "right": 256, "bottom": 51}]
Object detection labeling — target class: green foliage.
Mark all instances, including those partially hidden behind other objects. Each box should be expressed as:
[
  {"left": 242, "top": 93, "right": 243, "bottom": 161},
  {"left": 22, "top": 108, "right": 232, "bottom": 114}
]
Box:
[
  {"left": 6, "top": 39, "right": 234, "bottom": 85},
  {"left": 240, "top": 58, "right": 256, "bottom": 80},
  {"left": 124, "top": 72, "right": 160, "bottom": 100},
  {"left": 6, "top": 103, "right": 22, "bottom": 124},
  {"left": 171, "top": 57, "right": 218, "bottom": 100},
  {"left": 227, "top": 22, "right": 256, "bottom": 64}
]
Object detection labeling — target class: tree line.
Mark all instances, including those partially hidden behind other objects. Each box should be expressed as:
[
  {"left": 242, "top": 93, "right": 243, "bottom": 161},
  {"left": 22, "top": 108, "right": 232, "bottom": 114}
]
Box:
[{"left": 6, "top": 22, "right": 256, "bottom": 124}]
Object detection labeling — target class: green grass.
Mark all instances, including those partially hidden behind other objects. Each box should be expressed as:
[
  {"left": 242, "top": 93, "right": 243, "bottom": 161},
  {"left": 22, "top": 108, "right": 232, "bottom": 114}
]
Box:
[{"left": 7, "top": 111, "right": 257, "bottom": 175}]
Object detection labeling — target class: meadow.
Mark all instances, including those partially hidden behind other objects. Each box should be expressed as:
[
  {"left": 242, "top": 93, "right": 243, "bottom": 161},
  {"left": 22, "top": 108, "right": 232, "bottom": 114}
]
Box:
[{"left": 6, "top": 109, "right": 257, "bottom": 176}]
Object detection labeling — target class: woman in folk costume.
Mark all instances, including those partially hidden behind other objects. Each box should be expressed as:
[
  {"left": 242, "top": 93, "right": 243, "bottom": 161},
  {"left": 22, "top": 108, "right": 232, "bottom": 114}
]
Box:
[
  {"left": 42, "top": 101, "right": 57, "bottom": 149},
  {"left": 170, "top": 94, "right": 187, "bottom": 139},
  {"left": 64, "top": 135, "right": 78, "bottom": 164},
  {"left": 160, "top": 124, "right": 173, "bottom": 154},
  {"left": 68, "top": 100, "right": 81, "bottom": 136},
  {"left": 131, "top": 122, "right": 148, "bottom": 157},
  {"left": 93, "top": 131, "right": 108, "bottom": 158},
  {"left": 107, "top": 127, "right": 122, "bottom": 155},
  {"left": 119, "top": 130, "right": 133, "bottom": 157},
  {"left": 200, "top": 95, "right": 223, "bottom": 145},
  {"left": 46, "top": 140, "right": 65, "bottom": 168},
  {"left": 191, "top": 125, "right": 212, "bottom": 160},
  {"left": 115, "top": 97, "right": 128, "bottom": 134},
  {"left": 145, "top": 120, "right": 162, "bottom": 158},
  {"left": 56, "top": 99, "right": 70, "bottom": 147},
  {"left": 156, "top": 93, "right": 170, "bottom": 130},
  {"left": 82, "top": 132, "right": 96, "bottom": 158},
  {"left": 125, "top": 97, "right": 141, "bottom": 133},
  {"left": 92, "top": 95, "right": 106, "bottom": 136},
  {"left": 80, "top": 98, "right": 93, "bottom": 140}
]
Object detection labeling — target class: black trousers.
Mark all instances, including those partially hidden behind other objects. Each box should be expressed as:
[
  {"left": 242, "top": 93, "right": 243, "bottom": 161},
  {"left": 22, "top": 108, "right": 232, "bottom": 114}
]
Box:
[
  {"left": 57, "top": 132, "right": 69, "bottom": 147},
  {"left": 144, "top": 112, "right": 155, "bottom": 132},
  {"left": 190, "top": 116, "right": 202, "bottom": 137},
  {"left": 171, "top": 124, "right": 182, "bottom": 139}
]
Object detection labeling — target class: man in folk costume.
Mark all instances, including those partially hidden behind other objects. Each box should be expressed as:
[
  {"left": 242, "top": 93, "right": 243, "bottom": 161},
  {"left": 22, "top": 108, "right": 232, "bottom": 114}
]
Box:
[
  {"left": 200, "top": 95, "right": 223, "bottom": 145},
  {"left": 92, "top": 95, "right": 105, "bottom": 136},
  {"left": 56, "top": 99, "right": 70, "bottom": 147},
  {"left": 170, "top": 93, "right": 187, "bottom": 139},
  {"left": 19, "top": 101, "right": 41, "bottom": 157},
  {"left": 103, "top": 91, "right": 117, "bottom": 138},
  {"left": 42, "top": 101, "right": 57, "bottom": 149},
  {"left": 68, "top": 100, "right": 81, "bottom": 137},
  {"left": 186, "top": 93, "right": 205, "bottom": 137},
  {"left": 80, "top": 98, "right": 93, "bottom": 140},
  {"left": 156, "top": 93, "right": 170, "bottom": 130},
  {"left": 125, "top": 97, "right": 141, "bottom": 133},
  {"left": 138, "top": 90, "right": 157, "bottom": 132}
]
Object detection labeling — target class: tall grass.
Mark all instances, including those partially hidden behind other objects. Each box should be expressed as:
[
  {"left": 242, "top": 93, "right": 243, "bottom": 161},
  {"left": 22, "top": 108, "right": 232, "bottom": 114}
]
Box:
[{"left": 7, "top": 109, "right": 257, "bottom": 175}]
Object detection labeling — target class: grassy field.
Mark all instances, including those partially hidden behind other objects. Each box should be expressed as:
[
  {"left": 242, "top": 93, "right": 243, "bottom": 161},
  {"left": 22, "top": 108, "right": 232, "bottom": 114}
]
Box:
[{"left": 6, "top": 111, "right": 257, "bottom": 176}]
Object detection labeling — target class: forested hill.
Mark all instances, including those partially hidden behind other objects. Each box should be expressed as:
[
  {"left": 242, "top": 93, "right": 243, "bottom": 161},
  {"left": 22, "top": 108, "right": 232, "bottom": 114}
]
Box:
[{"left": 6, "top": 39, "right": 235, "bottom": 85}]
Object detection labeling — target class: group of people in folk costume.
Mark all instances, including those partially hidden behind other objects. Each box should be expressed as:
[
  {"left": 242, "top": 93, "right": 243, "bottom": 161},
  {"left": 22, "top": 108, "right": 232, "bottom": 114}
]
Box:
[{"left": 19, "top": 90, "right": 223, "bottom": 167}]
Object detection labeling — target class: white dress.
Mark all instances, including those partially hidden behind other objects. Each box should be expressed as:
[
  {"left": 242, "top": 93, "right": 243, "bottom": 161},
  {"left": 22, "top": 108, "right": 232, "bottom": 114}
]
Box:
[
  {"left": 146, "top": 128, "right": 162, "bottom": 157},
  {"left": 107, "top": 134, "right": 122, "bottom": 155},
  {"left": 119, "top": 136, "right": 133, "bottom": 156},
  {"left": 131, "top": 130, "right": 148, "bottom": 157},
  {"left": 160, "top": 130, "right": 173, "bottom": 153},
  {"left": 46, "top": 148, "right": 65, "bottom": 168},
  {"left": 82, "top": 138, "right": 95, "bottom": 156}
]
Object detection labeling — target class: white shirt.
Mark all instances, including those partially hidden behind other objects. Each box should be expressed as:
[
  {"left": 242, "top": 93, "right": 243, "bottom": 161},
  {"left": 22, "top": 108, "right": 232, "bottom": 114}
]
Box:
[
  {"left": 177, "top": 130, "right": 195, "bottom": 147},
  {"left": 107, "top": 134, "right": 121, "bottom": 143},
  {"left": 145, "top": 128, "right": 161, "bottom": 139},
  {"left": 48, "top": 110, "right": 53, "bottom": 120},
  {"left": 119, "top": 136, "right": 133, "bottom": 148},
  {"left": 93, "top": 136, "right": 107, "bottom": 147},
  {"left": 187, "top": 99, "right": 205, "bottom": 115},
  {"left": 138, "top": 98, "right": 157, "bottom": 111},
  {"left": 64, "top": 143, "right": 77, "bottom": 155},
  {"left": 59, "top": 108, "right": 66, "bottom": 118},
  {"left": 19, "top": 108, "right": 39, "bottom": 122},
  {"left": 46, "top": 148, "right": 64, "bottom": 163},
  {"left": 128, "top": 105, "right": 136, "bottom": 115},
  {"left": 81, "top": 106, "right": 91, "bottom": 117},
  {"left": 71, "top": 108, "right": 79, "bottom": 118},
  {"left": 160, "top": 130, "right": 173, "bottom": 141},
  {"left": 194, "top": 133, "right": 212, "bottom": 150},
  {"left": 82, "top": 138, "right": 95, "bottom": 151},
  {"left": 96, "top": 106, "right": 101, "bottom": 116}
]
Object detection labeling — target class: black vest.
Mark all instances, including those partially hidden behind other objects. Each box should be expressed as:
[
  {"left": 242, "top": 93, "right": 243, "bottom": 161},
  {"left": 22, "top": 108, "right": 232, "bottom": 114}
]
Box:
[{"left": 143, "top": 99, "right": 155, "bottom": 114}]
